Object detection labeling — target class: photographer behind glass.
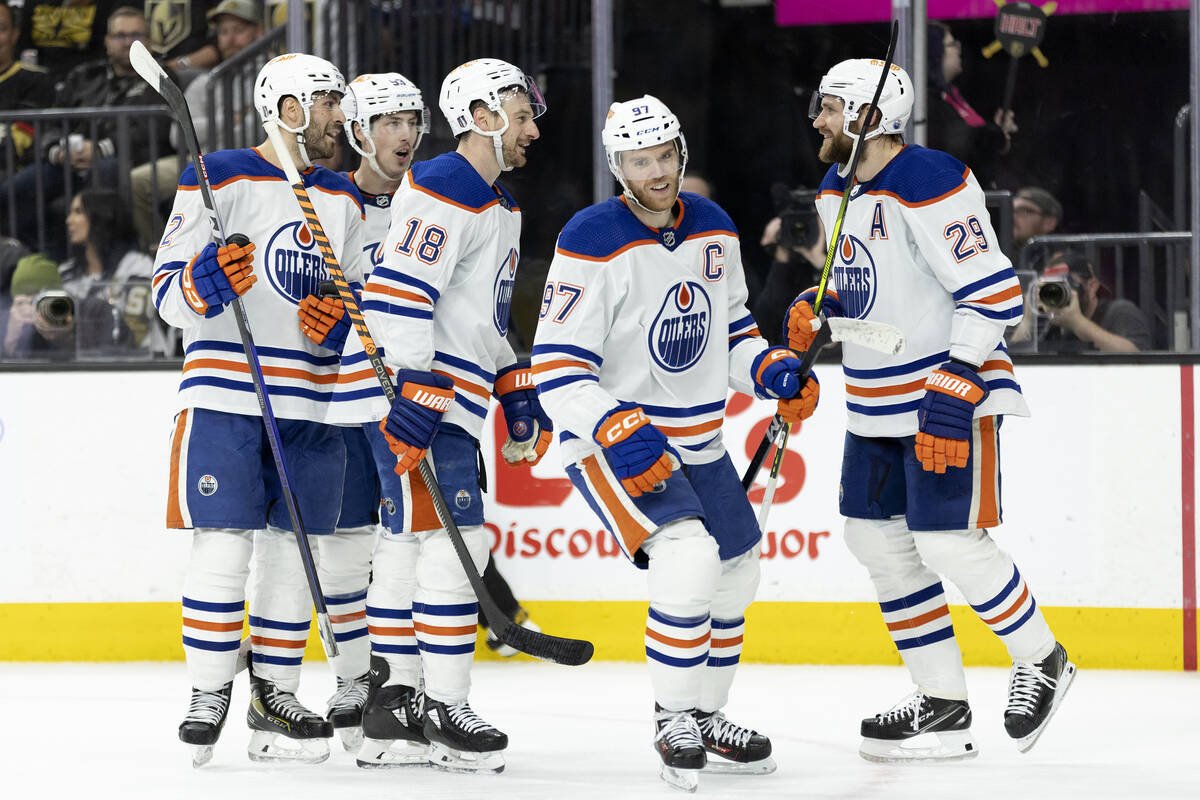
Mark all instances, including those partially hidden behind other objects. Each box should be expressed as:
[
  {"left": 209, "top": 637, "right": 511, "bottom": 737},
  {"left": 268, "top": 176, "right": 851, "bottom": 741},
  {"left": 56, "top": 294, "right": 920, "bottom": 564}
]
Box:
[
  {"left": 1, "top": 252, "right": 74, "bottom": 359},
  {"left": 1010, "top": 252, "right": 1151, "bottom": 353},
  {"left": 754, "top": 184, "right": 827, "bottom": 346}
]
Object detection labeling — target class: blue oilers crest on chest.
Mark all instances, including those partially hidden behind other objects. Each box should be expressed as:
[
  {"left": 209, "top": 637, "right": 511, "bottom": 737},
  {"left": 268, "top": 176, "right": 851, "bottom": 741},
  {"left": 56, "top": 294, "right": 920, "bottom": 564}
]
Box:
[
  {"left": 832, "top": 232, "right": 879, "bottom": 318},
  {"left": 649, "top": 280, "right": 710, "bottom": 373},
  {"left": 265, "top": 220, "right": 327, "bottom": 304},
  {"left": 493, "top": 247, "right": 518, "bottom": 335},
  {"left": 363, "top": 240, "right": 384, "bottom": 272}
]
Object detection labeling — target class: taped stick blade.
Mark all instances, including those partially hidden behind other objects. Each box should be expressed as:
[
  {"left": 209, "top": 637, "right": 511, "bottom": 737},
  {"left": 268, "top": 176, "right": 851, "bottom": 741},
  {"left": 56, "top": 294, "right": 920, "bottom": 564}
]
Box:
[{"left": 826, "top": 318, "right": 906, "bottom": 355}]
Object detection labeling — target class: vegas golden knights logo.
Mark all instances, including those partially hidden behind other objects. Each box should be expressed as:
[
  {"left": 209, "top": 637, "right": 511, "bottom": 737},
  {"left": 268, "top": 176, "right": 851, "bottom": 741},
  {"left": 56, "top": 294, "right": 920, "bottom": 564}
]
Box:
[{"left": 146, "top": 0, "right": 192, "bottom": 55}]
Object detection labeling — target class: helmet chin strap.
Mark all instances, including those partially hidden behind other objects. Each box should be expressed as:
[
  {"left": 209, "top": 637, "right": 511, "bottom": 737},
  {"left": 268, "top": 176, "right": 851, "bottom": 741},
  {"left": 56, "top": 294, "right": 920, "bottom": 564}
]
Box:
[
  {"left": 346, "top": 122, "right": 407, "bottom": 183},
  {"left": 276, "top": 107, "right": 314, "bottom": 169},
  {"left": 837, "top": 130, "right": 862, "bottom": 179},
  {"left": 470, "top": 107, "right": 512, "bottom": 173}
]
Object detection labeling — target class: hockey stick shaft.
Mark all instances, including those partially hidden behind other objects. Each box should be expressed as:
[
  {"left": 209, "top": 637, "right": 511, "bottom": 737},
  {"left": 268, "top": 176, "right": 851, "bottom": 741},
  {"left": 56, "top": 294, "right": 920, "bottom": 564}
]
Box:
[
  {"left": 263, "top": 121, "right": 593, "bottom": 667},
  {"left": 130, "top": 41, "right": 339, "bottom": 659},
  {"left": 744, "top": 22, "right": 900, "bottom": 509}
]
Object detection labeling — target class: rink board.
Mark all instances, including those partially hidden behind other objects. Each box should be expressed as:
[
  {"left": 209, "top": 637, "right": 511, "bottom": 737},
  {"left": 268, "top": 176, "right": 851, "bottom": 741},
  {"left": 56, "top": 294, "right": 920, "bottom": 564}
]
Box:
[{"left": 0, "top": 366, "right": 1196, "bottom": 668}]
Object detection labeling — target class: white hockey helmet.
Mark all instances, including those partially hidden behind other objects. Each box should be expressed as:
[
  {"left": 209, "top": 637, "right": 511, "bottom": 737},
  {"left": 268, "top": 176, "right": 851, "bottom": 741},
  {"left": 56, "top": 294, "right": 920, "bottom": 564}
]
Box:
[
  {"left": 601, "top": 95, "right": 688, "bottom": 206},
  {"left": 254, "top": 53, "right": 346, "bottom": 133},
  {"left": 811, "top": 58, "right": 914, "bottom": 141},
  {"left": 341, "top": 73, "right": 431, "bottom": 180},
  {"left": 439, "top": 58, "right": 545, "bottom": 171}
]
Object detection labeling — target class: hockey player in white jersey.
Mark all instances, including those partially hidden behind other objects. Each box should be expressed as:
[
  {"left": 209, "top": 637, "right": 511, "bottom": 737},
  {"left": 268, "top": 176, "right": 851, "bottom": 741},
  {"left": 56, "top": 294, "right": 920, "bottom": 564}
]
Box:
[
  {"left": 157, "top": 52, "right": 366, "bottom": 767},
  {"left": 787, "top": 59, "right": 1075, "bottom": 761},
  {"left": 349, "top": 58, "right": 553, "bottom": 774},
  {"left": 532, "top": 95, "right": 818, "bottom": 792},
  {"left": 291, "top": 71, "right": 431, "bottom": 755}
]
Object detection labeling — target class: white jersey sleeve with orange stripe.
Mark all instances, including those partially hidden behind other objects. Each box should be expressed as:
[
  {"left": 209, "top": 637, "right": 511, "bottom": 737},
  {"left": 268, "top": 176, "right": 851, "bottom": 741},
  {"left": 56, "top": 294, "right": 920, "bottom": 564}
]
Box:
[
  {"left": 534, "top": 192, "right": 771, "bottom": 468},
  {"left": 152, "top": 148, "right": 366, "bottom": 423},
  {"left": 348, "top": 152, "right": 522, "bottom": 436},
  {"left": 813, "top": 144, "right": 1030, "bottom": 439}
]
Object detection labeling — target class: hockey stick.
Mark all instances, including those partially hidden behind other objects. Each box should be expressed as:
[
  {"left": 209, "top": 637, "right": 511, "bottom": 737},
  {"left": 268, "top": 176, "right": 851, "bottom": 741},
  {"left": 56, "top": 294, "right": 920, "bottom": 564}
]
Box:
[
  {"left": 744, "top": 22, "right": 900, "bottom": 517},
  {"left": 261, "top": 121, "right": 594, "bottom": 668},
  {"left": 129, "top": 41, "right": 339, "bottom": 659},
  {"left": 740, "top": 318, "right": 905, "bottom": 492}
]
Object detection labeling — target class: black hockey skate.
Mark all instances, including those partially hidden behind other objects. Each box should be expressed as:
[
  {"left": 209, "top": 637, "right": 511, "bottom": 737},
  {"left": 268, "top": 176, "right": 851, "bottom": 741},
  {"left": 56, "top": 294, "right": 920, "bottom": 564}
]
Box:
[
  {"left": 654, "top": 705, "right": 706, "bottom": 793},
  {"left": 178, "top": 682, "right": 232, "bottom": 768},
  {"left": 859, "top": 691, "right": 978, "bottom": 763},
  {"left": 693, "top": 710, "right": 776, "bottom": 775},
  {"left": 1005, "top": 641, "right": 1077, "bottom": 753},
  {"left": 423, "top": 697, "right": 507, "bottom": 774},
  {"left": 246, "top": 668, "right": 333, "bottom": 764},
  {"left": 355, "top": 656, "right": 430, "bottom": 768},
  {"left": 326, "top": 672, "right": 370, "bottom": 752}
]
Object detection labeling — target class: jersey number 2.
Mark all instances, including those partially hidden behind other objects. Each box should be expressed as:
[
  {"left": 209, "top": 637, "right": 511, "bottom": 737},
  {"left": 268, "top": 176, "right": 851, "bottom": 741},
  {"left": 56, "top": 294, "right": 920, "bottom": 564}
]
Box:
[{"left": 944, "top": 215, "right": 990, "bottom": 262}]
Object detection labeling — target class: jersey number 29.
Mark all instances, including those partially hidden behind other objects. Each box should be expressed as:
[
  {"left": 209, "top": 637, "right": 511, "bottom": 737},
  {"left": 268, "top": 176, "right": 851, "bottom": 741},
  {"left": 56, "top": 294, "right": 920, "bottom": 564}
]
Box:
[{"left": 943, "top": 215, "right": 990, "bottom": 262}]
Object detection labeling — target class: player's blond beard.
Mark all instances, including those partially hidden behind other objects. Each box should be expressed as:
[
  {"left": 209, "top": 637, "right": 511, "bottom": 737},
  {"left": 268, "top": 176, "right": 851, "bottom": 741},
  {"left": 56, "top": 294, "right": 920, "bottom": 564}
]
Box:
[
  {"left": 629, "top": 172, "right": 680, "bottom": 214},
  {"left": 819, "top": 129, "right": 855, "bottom": 165}
]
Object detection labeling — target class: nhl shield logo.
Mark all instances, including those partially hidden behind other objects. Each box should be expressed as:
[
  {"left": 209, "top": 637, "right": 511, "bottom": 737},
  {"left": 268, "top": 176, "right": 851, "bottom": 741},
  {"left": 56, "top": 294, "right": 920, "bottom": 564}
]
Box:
[
  {"left": 492, "top": 248, "right": 517, "bottom": 336},
  {"left": 197, "top": 474, "right": 218, "bottom": 496},
  {"left": 266, "top": 220, "right": 327, "bottom": 304},
  {"left": 648, "top": 280, "right": 710, "bottom": 373},
  {"left": 662, "top": 230, "right": 676, "bottom": 247},
  {"left": 832, "top": 234, "right": 878, "bottom": 318}
]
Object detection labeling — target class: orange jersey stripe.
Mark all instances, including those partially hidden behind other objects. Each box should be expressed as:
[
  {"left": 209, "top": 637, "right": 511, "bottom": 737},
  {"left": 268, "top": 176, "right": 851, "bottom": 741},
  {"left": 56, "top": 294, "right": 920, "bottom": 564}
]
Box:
[
  {"left": 432, "top": 370, "right": 491, "bottom": 400},
  {"left": 582, "top": 455, "right": 652, "bottom": 554},
  {"left": 183, "top": 357, "right": 338, "bottom": 385},
  {"left": 975, "top": 416, "right": 1000, "bottom": 526},
  {"left": 645, "top": 628, "right": 711, "bottom": 650},
  {"left": 166, "top": 409, "right": 189, "bottom": 529},
  {"left": 845, "top": 377, "right": 928, "bottom": 398},
  {"left": 885, "top": 604, "right": 951, "bottom": 632},
  {"left": 328, "top": 610, "right": 366, "bottom": 624},
  {"left": 364, "top": 281, "right": 433, "bottom": 305},
  {"left": 532, "top": 358, "right": 594, "bottom": 376},
  {"left": 556, "top": 238, "right": 659, "bottom": 263},
  {"left": 972, "top": 285, "right": 1022, "bottom": 305},
  {"left": 367, "top": 625, "right": 415, "bottom": 637},
  {"left": 655, "top": 417, "right": 724, "bottom": 438},
  {"left": 980, "top": 359, "right": 1015, "bottom": 374}
]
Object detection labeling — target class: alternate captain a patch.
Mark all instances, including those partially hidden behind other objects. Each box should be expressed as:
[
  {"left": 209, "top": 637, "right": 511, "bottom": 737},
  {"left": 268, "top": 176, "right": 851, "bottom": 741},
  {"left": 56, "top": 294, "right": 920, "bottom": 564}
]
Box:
[{"left": 649, "top": 280, "right": 710, "bottom": 373}]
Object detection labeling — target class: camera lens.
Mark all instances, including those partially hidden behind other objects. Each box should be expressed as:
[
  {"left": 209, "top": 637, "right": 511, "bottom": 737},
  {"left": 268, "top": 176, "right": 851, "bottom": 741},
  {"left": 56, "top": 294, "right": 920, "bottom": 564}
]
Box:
[{"left": 1038, "top": 282, "right": 1069, "bottom": 309}]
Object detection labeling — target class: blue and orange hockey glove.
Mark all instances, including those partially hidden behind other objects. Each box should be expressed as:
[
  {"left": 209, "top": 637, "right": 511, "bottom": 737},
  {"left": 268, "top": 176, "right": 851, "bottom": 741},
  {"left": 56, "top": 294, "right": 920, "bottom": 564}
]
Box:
[
  {"left": 593, "top": 402, "right": 679, "bottom": 497},
  {"left": 777, "top": 370, "right": 820, "bottom": 424},
  {"left": 379, "top": 370, "right": 455, "bottom": 475},
  {"left": 297, "top": 294, "right": 350, "bottom": 353},
  {"left": 751, "top": 347, "right": 803, "bottom": 399},
  {"left": 494, "top": 362, "right": 553, "bottom": 465},
  {"left": 181, "top": 237, "right": 256, "bottom": 317},
  {"left": 785, "top": 286, "right": 845, "bottom": 352},
  {"left": 915, "top": 360, "right": 989, "bottom": 473}
]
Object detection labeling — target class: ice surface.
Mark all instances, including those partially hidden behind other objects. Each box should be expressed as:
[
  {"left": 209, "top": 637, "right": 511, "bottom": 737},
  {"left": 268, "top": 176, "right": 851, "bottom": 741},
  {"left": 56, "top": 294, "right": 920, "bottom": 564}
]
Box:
[{"left": 1, "top": 661, "right": 1196, "bottom": 799}]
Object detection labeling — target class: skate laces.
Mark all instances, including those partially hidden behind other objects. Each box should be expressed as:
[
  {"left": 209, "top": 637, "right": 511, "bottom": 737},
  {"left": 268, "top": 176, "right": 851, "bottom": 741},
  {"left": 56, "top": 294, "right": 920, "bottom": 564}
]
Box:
[
  {"left": 185, "top": 688, "right": 229, "bottom": 726},
  {"left": 265, "top": 684, "right": 319, "bottom": 722},
  {"left": 656, "top": 710, "right": 703, "bottom": 751},
  {"left": 446, "top": 702, "right": 494, "bottom": 734},
  {"left": 698, "top": 711, "right": 753, "bottom": 748},
  {"left": 1006, "top": 661, "right": 1056, "bottom": 718},
  {"left": 329, "top": 674, "right": 370, "bottom": 712},
  {"left": 877, "top": 692, "right": 927, "bottom": 732}
]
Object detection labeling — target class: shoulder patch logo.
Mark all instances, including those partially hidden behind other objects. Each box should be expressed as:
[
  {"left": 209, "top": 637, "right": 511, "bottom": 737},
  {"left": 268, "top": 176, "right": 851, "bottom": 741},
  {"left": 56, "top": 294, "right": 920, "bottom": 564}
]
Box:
[
  {"left": 265, "top": 220, "right": 327, "bottom": 304},
  {"left": 832, "top": 234, "right": 878, "bottom": 318},
  {"left": 648, "top": 280, "right": 710, "bottom": 373}
]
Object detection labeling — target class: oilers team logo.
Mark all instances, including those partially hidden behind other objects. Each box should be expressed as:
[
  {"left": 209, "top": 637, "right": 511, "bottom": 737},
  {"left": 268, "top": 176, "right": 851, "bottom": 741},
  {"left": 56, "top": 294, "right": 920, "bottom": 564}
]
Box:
[
  {"left": 197, "top": 474, "right": 218, "bottom": 496},
  {"left": 832, "top": 234, "right": 878, "bottom": 318},
  {"left": 363, "top": 240, "right": 384, "bottom": 271},
  {"left": 455, "top": 490, "right": 472, "bottom": 509},
  {"left": 493, "top": 248, "right": 517, "bottom": 336},
  {"left": 648, "top": 280, "right": 710, "bottom": 373},
  {"left": 265, "top": 220, "right": 327, "bottom": 304}
]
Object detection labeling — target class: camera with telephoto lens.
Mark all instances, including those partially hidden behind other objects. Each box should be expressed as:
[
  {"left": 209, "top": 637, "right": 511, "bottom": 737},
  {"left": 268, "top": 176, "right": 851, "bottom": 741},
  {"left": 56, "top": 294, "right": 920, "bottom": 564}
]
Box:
[
  {"left": 1034, "top": 275, "right": 1080, "bottom": 311},
  {"left": 34, "top": 289, "right": 75, "bottom": 328},
  {"left": 770, "top": 183, "right": 821, "bottom": 251}
]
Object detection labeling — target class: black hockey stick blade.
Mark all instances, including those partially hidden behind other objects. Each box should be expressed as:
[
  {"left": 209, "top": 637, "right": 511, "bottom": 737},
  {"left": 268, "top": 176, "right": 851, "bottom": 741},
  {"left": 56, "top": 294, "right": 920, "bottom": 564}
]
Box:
[{"left": 492, "top": 619, "right": 595, "bottom": 666}]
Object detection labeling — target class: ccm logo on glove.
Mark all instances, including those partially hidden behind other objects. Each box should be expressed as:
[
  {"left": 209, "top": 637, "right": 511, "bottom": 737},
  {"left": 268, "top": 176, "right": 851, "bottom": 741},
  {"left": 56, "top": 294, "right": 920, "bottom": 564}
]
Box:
[{"left": 598, "top": 407, "right": 648, "bottom": 444}]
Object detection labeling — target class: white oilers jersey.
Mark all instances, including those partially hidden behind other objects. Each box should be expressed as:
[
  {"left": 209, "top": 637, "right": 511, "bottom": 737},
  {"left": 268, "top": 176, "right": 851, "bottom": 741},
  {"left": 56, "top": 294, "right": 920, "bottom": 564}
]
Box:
[
  {"left": 814, "top": 144, "right": 1030, "bottom": 438},
  {"left": 153, "top": 148, "right": 366, "bottom": 422},
  {"left": 346, "top": 170, "right": 396, "bottom": 279},
  {"left": 533, "top": 193, "right": 769, "bottom": 468},
  {"left": 341, "top": 152, "right": 521, "bottom": 435}
]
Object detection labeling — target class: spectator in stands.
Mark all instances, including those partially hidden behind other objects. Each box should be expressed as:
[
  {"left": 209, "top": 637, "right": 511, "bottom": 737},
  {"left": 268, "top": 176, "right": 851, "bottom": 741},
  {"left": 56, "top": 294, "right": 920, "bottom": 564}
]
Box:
[
  {"left": 0, "top": 1, "right": 55, "bottom": 171},
  {"left": 681, "top": 173, "right": 713, "bottom": 199},
  {"left": 17, "top": 0, "right": 117, "bottom": 87},
  {"left": 1010, "top": 252, "right": 1152, "bottom": 353},
  {"left": 1, "top": 250, "right": 72, "bottom": 358},
  {"left": 1011, "top": 186, "right": 1062, "bottom": 257},
  {"left": 131, "top": 0, "right": 264, "bottom": 248},
  {"left": 58, "top": 187, "right": 160, "bottom": 354},
  {"left": 0, "top": 6, "right": 173, "bottom": 251},
  {"left": 925, "top": 20, "right": 1017, "bottom": 188},
  {"left": 147, "top": 0, "right": 220, "bottom": 84}
]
